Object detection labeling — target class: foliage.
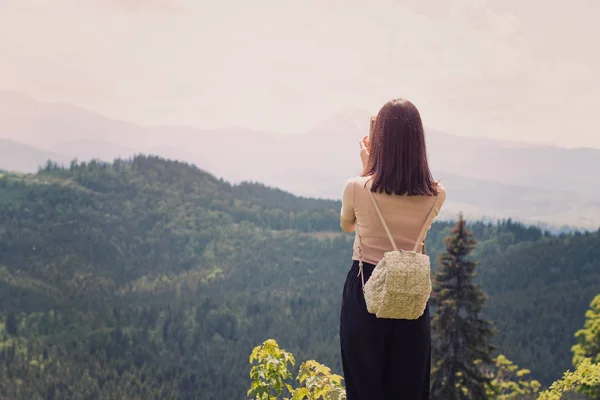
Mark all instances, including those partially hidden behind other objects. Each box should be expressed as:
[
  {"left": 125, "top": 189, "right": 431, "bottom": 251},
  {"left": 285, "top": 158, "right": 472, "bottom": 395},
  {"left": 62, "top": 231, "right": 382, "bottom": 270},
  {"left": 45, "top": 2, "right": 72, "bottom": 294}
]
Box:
[
  {"left": 572, "top": 295, "right": 600, "bottom": 367},
  {"left": 248, "top": 339, "right": 296, "bottom": 399},
  {"left": 538, "top": 358, "right": 600, "bottom": 400},
  {"left": 571, "top": 294, "right": 600, "bottom": 398},
  {"left": 484, "top": 354, "right": 541, "bottom": 399},
  {"left": 293, "top": 360, "right": 346, "bottom": 400},
  {"left": 431, "top": 214, "right": 496, "bottom": 400},
  {"left": 248, "top": 340, "right": 346, "bottom": 400}
]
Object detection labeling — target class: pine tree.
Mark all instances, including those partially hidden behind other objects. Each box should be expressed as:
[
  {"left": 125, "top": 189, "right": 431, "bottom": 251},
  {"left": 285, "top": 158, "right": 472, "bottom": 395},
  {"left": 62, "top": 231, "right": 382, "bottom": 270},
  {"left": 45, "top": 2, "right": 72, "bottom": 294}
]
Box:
[{"left": 430, "top": 213, "right": 495, "bottom": 400}]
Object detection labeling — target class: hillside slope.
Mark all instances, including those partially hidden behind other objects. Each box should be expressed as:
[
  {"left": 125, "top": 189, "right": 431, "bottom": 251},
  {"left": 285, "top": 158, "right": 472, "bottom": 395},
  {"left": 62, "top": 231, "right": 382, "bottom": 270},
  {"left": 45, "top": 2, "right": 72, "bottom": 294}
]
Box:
[
  {"left": 0, "top": 156, "right": 598, "bottom": 398},
  {"left": 478, "top": 230, "right": 600, "bottom": 383}
]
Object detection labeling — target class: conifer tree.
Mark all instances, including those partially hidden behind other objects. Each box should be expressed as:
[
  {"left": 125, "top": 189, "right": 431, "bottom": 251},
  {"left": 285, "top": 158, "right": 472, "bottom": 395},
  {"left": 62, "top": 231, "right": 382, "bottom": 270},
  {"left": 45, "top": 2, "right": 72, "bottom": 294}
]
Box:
[{"left": 430, "top": 213, "right": 495, "bottom": 400}]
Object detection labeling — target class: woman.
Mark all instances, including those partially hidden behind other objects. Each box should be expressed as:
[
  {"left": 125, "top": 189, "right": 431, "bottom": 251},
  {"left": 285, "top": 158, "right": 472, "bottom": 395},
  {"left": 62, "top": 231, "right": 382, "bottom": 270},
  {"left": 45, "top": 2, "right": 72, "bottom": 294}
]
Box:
[{"left": 339, "top": 98, "right": 446, "bottom": 399}]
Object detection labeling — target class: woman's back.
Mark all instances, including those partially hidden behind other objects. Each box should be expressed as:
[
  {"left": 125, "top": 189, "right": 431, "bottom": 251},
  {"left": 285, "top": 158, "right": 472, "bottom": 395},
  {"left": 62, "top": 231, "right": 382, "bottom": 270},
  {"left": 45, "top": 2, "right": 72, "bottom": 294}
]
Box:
[
  {"left": 338, "top": 98, "right": 445, "bottom": 400},
  {"left": 341, "top": 175, "right": 446, "bottom": 265}
]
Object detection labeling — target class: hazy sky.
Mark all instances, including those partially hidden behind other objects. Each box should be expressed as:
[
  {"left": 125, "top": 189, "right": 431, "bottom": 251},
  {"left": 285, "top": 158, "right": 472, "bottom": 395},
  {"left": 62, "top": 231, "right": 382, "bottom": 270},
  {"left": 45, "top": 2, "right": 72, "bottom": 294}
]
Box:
[{"left": 1, "top": 0, "right": 599, "bottom": 148}]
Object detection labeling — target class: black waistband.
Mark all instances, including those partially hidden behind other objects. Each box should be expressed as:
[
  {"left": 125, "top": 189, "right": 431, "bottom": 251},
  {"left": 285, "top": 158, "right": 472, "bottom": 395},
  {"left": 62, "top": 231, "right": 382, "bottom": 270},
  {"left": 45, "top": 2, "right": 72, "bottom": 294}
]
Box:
[{"left": 352, "top": 260, "right": 376, "bottom": 269}]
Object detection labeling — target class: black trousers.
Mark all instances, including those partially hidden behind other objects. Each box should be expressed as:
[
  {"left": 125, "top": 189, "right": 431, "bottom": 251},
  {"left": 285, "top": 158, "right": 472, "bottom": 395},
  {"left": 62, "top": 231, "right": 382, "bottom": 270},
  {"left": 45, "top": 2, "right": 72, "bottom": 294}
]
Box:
[{"left": 340, "top": 261, "right": 431, "bottom": 400}]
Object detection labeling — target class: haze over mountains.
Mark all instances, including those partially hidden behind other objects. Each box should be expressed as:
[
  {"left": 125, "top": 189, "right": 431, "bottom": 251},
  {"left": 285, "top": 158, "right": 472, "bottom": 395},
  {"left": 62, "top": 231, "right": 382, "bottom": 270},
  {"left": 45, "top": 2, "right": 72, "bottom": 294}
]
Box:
[{"left": 1, "top": 90, "right": 600, "bottom": 229}]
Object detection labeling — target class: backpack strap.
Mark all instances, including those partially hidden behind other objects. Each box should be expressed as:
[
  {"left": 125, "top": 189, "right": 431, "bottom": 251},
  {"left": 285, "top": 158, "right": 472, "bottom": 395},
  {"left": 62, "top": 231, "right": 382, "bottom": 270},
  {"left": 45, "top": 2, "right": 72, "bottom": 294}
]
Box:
[
  {"left": 367, "top": 190, "right": 398, "bottom": 252},
  {"left": 412, "top": 195, "right": 439, "bottom": 253},
  {"left": 355, "top": 223, "right": 366, "bottom": 288}
]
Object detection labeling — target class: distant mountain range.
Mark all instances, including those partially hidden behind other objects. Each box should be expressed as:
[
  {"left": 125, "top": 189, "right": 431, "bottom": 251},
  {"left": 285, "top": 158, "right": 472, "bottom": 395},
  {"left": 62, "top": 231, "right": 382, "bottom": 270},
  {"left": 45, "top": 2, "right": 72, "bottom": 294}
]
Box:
[{"left": 1, "top": 90, "right": 599, "bottom": 229}]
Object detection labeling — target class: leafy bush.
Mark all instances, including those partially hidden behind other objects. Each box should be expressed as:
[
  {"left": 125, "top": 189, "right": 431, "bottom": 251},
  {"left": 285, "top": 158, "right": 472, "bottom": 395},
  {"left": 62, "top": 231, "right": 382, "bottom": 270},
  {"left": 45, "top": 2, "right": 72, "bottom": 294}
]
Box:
[{"left": 248, "top": 339, "right": 346, "bottom": 400}]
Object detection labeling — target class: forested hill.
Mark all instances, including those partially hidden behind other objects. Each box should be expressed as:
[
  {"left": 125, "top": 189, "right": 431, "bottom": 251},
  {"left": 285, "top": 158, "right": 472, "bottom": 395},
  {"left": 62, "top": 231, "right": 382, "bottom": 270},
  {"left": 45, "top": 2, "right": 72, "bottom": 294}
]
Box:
[{"left": 0, "top": 156, "right": 598, "bottom": 399}]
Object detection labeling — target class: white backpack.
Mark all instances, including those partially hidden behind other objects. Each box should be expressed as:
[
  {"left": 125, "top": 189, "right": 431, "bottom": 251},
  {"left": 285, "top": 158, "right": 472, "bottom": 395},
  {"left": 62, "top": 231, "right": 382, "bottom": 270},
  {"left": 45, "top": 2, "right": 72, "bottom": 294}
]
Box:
[{"left": 358, "top": 188, "right": 438, "bottom": 320}]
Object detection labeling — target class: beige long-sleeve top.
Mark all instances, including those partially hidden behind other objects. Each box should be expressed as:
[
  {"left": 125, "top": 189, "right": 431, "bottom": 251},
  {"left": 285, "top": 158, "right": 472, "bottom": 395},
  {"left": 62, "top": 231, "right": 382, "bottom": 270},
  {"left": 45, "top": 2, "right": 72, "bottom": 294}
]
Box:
[{"left": 340, "top": 175, "right": 446, "bottom": 265}]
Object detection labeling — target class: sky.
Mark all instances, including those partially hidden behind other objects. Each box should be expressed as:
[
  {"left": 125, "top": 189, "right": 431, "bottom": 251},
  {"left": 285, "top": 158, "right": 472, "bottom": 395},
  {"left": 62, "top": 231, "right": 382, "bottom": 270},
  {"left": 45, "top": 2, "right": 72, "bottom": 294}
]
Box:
[{"left": 1, "top": 0, "right": 599, "bottom": 148}]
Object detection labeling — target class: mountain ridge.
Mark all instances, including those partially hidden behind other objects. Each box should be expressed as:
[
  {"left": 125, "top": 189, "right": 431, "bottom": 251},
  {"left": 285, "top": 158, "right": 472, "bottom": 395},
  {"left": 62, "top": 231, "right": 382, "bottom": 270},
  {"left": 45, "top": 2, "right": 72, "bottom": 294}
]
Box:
[{"left": 1, "top": 90, "right": 600, "bottom": 229}]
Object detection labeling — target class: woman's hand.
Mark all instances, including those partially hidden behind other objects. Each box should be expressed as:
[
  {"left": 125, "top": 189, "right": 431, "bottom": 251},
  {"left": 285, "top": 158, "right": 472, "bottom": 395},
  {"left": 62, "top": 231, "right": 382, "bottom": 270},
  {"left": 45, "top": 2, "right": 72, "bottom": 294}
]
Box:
[{"left": 359, "top": 135, "right": 370, "bottom": 172}]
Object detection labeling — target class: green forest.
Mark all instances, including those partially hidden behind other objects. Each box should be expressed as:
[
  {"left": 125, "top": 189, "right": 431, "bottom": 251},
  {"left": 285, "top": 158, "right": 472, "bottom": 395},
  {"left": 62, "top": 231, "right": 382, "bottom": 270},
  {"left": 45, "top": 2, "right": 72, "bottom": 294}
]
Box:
[{"left": 0, "top": 156, "right": 599, "bottom": 399}]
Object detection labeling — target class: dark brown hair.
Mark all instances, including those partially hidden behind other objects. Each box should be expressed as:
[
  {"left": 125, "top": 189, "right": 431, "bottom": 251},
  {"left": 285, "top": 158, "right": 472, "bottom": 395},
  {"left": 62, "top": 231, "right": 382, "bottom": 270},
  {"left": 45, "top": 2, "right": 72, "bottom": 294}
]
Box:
[{"left": 362, "top": 98, "right": 438, "bottom": 196}]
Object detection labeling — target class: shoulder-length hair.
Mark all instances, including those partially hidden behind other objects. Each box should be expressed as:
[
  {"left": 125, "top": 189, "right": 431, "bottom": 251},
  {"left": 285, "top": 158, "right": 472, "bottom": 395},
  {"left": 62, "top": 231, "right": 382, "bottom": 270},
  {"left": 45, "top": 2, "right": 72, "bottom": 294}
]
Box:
[{"left": 363, "top": 98, "right": 438, "bottom": 196}]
